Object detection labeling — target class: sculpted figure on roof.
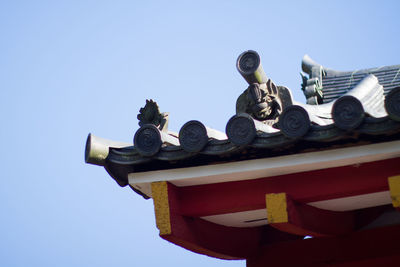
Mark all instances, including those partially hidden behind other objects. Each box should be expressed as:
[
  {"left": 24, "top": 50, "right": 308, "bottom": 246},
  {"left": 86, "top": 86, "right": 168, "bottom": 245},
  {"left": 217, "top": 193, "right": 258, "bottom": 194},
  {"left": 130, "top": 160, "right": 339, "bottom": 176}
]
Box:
[
  {"left": 236, "top": 81, "right": 281, "bottom": 123},
  {"left": 235, "top": 50, "right": 293, "bottom": 126}
]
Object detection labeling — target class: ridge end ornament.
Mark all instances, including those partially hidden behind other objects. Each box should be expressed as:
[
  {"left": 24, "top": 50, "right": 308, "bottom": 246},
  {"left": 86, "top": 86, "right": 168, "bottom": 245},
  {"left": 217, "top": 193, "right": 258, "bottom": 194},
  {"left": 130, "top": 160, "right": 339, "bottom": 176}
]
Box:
[
  {"left": 235, "top": 50, "right": 293, "bottom": 127},
  {"left": 134, "top": 99, "right": 178, "bottom": 156},
  {"left": 137, "top": 99, "right": 169, "bottom": 132}
]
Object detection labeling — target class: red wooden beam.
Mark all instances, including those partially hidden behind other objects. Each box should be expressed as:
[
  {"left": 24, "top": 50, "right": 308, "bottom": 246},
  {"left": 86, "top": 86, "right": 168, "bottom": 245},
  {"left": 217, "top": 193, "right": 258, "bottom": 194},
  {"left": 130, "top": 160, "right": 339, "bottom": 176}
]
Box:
[
  {"left": 151, "top": 181, "right": 389, "bottom": 259},
  {"left": 177, "top": 158, "right": 399, "bottom": 217},
  {"left": 266, "top": 193, "right": 356, "bottom": 237},
  {"left": 151, "top": 181, "right": 300, "bottom": 260},
  {"left": 247, "top": 224, "right": 400, "bottom": 267}
]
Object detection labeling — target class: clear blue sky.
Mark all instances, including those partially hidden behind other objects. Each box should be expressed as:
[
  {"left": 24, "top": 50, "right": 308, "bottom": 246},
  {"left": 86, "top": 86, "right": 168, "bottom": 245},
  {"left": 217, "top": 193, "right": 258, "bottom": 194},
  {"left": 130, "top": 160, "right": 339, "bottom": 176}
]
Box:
[{"left": 1, "top": 1, "right": 399, "bottom": 266}]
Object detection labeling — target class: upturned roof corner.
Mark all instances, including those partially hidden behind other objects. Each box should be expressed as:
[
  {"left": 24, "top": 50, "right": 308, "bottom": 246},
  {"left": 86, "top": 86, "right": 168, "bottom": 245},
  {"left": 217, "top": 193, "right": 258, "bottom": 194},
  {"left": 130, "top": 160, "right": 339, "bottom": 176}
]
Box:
[{"left": 85, "top": 50, "right": 400, "bottom": 193}]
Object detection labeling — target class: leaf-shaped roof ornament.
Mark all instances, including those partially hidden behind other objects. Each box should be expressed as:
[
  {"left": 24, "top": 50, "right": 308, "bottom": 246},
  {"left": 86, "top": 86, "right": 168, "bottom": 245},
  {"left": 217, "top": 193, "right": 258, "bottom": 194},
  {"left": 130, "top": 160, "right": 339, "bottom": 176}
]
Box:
[{"left": 137, "top": 99, "right": 169, "bottom": 131}]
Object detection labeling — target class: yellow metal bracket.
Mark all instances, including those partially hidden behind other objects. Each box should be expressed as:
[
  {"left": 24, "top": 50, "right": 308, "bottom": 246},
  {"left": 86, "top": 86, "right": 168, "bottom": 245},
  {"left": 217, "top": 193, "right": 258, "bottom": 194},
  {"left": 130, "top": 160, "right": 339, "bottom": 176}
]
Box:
[
  {"left": 151, "top": 181, "right": 171, "bottom": 235},
  {"left": 266, "top": 193, "right": 288, "bottom": 223},
  {"left": 388, "top": 175, "right": 400, "bottom": 208}
]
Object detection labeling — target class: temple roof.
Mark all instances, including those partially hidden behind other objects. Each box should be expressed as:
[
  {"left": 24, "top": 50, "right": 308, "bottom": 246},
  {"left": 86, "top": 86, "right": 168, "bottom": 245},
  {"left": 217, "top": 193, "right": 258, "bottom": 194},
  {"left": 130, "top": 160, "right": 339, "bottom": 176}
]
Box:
[
  {"left": 85, "top": 51, "right": 400, "bottom": 263},
  {"left": 85, "top": 52, "right": 400, "bottom": 199}
]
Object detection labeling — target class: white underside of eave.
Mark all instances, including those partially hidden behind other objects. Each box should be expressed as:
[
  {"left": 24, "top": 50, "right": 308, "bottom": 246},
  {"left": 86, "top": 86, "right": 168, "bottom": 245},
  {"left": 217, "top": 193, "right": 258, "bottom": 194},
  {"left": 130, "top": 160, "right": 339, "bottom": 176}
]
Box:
[
  {"left": 201, "top": 191, "right": 392, "bottom": 228},
  {"left": 129, "top": 140, "right": 400, "bottom": 198}
]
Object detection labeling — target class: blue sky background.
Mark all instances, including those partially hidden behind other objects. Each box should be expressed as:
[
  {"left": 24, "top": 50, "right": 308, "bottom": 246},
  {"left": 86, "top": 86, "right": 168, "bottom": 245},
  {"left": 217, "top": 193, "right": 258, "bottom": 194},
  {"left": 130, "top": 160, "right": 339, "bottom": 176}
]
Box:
[{"left": 1, "top": 1, "right": 399, "bottom": 266}]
